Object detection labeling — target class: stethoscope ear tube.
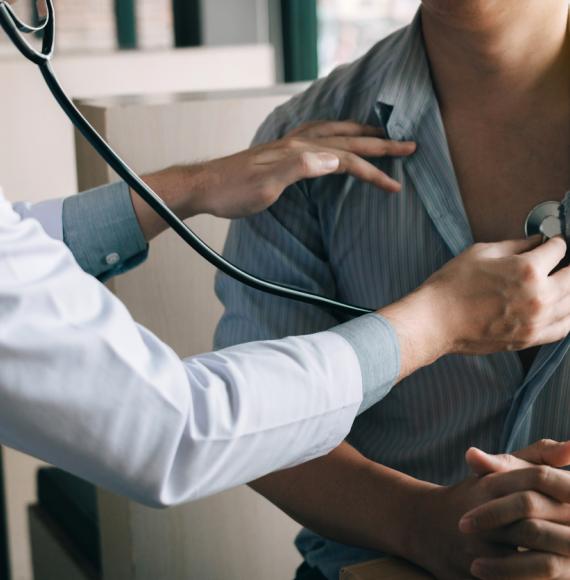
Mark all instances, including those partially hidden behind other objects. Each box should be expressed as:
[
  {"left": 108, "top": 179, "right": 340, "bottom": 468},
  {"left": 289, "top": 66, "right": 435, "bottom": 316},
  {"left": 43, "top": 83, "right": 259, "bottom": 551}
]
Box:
[
  {"left": 0, "top": 0, "right": 371, "bottom": 316},
  {"left": 38, "top": 61, "right": 372, "bottom": 317}
]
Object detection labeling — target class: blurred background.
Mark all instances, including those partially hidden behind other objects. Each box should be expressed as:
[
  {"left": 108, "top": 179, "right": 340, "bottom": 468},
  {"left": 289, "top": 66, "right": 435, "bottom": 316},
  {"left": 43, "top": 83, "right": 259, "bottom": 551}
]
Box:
[
  {"left": 0, "top": 0, "right": 419, "bottom": 79},
  {"left": 0, "top": 2, "right": 420, "bottom": 580}
]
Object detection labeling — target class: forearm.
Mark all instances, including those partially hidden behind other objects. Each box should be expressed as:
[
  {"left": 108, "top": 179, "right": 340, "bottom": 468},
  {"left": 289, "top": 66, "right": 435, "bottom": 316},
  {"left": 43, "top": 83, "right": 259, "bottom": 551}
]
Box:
[{"left": 251, "top": 442, "right": 436, "bottom": 559}]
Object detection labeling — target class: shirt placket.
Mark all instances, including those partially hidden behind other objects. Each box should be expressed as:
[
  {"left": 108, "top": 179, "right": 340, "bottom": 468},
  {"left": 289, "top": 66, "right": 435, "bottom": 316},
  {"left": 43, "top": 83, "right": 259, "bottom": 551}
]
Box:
[{"left": 401, "top": 97, "right": 569, "bottom": 453}]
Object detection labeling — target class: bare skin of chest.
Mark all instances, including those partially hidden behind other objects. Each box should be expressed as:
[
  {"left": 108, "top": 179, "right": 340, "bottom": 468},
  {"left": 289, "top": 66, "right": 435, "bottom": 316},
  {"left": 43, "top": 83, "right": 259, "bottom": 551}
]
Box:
[
  {"left": 444, "top": 113, "right": 570, "bottom": 371},
  {"left": 444, "top": 114, "right": 570, "bottom": 244}
]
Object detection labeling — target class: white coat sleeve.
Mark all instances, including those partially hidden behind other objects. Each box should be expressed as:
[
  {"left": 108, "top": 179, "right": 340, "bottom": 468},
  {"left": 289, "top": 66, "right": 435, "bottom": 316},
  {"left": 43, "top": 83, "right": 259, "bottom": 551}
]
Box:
[{"left": 0, "top": 194, "right": 364, "bottom": 507}]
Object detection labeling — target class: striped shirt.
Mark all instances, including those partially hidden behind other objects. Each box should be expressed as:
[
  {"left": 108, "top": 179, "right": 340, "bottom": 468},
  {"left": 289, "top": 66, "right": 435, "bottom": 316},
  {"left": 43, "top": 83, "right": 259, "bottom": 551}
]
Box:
[{"left": 215, "top": 10, "right": 570, "bottom": 579}]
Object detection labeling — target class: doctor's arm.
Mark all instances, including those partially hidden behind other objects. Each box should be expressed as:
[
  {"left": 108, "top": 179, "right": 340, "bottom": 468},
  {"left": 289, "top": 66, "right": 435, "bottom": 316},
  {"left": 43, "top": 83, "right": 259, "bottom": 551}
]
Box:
[
  {"left": 0, "top": 200, "right": 371, "bottom": 507},
  {"left": 16, "top": 120, "right": 414, "bottom": 283}
]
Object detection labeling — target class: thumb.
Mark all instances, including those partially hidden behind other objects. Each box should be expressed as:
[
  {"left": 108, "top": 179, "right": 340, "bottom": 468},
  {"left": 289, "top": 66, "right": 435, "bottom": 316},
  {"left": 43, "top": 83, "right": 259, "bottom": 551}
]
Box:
[
  {"left": 466, "top": 447, "right": 530, "bottom": 477},
  {"left": 282, "top": 152, "right": 340, "bottom": 184}
]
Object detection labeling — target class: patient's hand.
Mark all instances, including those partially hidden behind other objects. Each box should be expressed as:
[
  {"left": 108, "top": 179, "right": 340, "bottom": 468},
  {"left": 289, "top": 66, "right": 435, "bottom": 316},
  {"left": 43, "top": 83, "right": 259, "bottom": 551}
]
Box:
[
  {"left": 408, "top": 440, "right": 570, "bottom": 580},
  {"left": 459, "top": 440, "right": 570, "bottom": 579}
]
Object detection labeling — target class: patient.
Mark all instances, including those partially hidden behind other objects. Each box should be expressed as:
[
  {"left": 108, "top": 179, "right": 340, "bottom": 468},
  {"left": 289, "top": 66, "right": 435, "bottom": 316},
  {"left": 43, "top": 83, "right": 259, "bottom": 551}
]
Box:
[{"left": 215, "top": 1, "right": 570, "bottom": 578}]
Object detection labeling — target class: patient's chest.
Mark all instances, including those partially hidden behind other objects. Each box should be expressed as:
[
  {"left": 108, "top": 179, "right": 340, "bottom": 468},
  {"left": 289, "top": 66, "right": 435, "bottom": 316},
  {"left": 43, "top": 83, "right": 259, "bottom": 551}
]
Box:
[
  {"left": 443, "top": 111, "right": 570, "bottom": 243},
  {"left": 316, "top": 128, "right": 570, "bottom": 484}
]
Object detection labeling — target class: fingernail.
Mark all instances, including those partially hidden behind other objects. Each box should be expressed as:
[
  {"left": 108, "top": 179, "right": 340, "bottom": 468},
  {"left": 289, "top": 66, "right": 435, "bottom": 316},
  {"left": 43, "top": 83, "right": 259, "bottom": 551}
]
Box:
[
  {"left": 316, "top": 153, "right": 339, "bottom": 171},
  {"left": 459, "top": 515, "right": 476, "bottom": 533}
]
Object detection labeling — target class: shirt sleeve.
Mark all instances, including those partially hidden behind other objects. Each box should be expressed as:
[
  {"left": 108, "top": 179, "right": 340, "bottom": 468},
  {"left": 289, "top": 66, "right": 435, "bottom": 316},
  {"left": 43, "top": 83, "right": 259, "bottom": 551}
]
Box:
[
  {"left": 62, "top": 181, "right": 148, "bottom": 281},
  {"left": 0, "top": 195, "right": 364, "bottom": 506},
  {"left": 215, "top": 109, "right": 401, "bottom": 414},
  {"left": 12, "top": 182, "right": 148, "bottom": 282}
]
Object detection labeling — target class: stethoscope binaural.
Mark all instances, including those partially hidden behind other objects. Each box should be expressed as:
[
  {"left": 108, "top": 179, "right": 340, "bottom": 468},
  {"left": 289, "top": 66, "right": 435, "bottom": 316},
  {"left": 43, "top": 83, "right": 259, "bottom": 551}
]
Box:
[
  {"left": 0, "top": 0, "right": 373, "bottom": 317},
  {"left": 2, "top": 1, "right": 568, "bottom": 317}
]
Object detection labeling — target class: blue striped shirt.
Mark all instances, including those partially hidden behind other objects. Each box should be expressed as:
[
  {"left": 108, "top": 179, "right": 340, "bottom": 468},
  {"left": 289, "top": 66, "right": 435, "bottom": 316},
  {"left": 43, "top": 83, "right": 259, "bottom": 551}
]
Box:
[{"left": 215, "top": 11, "right": 570, "bottom": 579}]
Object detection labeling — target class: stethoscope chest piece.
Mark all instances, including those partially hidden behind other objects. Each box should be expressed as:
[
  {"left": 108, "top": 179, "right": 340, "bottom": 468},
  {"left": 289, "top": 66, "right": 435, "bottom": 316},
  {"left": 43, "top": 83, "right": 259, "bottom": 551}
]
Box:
[{"left": 524, "top": 201, "right": 563, "bottom": 240}]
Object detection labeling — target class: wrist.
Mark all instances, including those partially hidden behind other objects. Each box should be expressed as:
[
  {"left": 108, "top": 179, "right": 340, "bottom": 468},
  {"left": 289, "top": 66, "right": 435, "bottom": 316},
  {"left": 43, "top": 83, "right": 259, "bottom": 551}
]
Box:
[
  {"left": 364, "top": 462, "right": 438, "bottom": 559},
  {"left": 403, "top": 483, "right": 446, "bottom": 567},
  {"left": 141, "top": 164, "right": 212, "bottom": 219},
  {"left": 378, "top": 285, "right": 451, "bottom": 380}
]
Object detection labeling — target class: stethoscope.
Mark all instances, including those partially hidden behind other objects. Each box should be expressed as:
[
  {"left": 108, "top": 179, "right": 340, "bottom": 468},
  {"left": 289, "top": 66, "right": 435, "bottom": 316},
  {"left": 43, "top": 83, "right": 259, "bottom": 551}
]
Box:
[
  {"left": 1, "top": 1, "right": 567, "bottom": 319},
  {"left": 525, "top": 193, "right": 570, "bottom": 243},
  {"left": 0, "top": 0, "right": 373, "bottom": 317}
]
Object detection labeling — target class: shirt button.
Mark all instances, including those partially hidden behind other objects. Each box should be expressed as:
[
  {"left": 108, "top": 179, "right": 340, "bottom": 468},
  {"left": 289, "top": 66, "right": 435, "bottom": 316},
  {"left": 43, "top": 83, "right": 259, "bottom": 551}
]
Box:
[{"left": 105, "top": 252, "right": 121, "bottom": 266}]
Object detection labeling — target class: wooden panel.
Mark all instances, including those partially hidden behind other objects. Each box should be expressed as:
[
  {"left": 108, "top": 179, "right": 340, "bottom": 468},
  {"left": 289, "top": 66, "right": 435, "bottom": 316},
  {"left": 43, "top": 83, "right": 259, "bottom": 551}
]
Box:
[
  {"left": 341, "top": 559, "right": 434, "bottom": 580},
  {"left": 28, "top": 506, "right": 97, "bottom": 580},
  {"left": 76, "top": 86, "right": 306, "bottom": 580},
  {"left": 97, "top": 491, "right": 134, "bottom": 580},
  {"left": 2, "top": 45, "right": 275, "bottom": 203},
  {"left": 2, "top": 49, "right": 276, "bottom": 580}
]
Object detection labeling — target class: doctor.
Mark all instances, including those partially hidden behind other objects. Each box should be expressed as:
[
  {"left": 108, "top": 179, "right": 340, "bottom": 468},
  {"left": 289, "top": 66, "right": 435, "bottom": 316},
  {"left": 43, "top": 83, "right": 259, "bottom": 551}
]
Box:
[{"left": 2, "top": 0, "right": 570, "bottom": 508}]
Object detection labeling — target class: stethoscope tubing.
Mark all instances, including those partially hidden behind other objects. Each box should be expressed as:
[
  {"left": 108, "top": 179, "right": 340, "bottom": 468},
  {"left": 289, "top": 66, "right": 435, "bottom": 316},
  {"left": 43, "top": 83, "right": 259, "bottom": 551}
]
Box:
[{"left": 0, "top": 0, "right": 372, "bottom": 317}]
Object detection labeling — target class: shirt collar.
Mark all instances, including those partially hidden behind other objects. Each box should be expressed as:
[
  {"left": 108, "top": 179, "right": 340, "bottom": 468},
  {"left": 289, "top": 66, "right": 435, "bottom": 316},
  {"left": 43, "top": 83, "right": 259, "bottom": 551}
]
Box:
[{"left": 376, "top": 9, "right": 435, "bottom": 141}]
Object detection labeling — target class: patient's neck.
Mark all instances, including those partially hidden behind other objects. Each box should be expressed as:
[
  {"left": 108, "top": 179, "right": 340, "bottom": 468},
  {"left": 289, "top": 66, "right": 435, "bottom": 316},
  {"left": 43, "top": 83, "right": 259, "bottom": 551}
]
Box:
[{"left": 421, "top": 1, "right": 570, "bottom": 117}]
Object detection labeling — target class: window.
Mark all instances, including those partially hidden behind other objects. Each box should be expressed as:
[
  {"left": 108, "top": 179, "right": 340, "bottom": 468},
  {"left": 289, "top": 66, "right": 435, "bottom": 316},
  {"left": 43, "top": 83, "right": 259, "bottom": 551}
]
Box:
[{"left": 318, "top": 0, "right": 420, "bottom": 75}]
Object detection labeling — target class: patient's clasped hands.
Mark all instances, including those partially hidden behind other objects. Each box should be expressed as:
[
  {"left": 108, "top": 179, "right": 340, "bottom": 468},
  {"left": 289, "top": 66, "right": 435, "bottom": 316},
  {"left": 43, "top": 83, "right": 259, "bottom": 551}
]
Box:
[{"left": 408, "top": 440, "right": 570, "bottom": 580}]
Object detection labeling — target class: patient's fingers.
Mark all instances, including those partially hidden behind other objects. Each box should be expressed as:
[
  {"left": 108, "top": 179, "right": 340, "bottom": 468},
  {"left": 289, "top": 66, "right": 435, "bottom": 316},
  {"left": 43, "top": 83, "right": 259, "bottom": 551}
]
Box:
[
  {"left": 472, "top": 552, "right": 570, "bottom": 580},
  {"left": 489, "top": 519, "right": 570, "bottom": 557},
  {"left": 489, "top": 466, "right": 570, "bottom": 503},
  {"left": 460, "top": 491, "right": 570, "bottom": 533}
]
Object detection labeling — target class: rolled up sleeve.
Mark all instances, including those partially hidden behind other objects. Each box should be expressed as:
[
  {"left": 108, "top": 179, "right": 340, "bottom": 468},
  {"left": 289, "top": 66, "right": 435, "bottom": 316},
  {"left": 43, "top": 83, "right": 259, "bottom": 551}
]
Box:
[{"left": 62, "top": 181, "right": 148, "bottom": 281}]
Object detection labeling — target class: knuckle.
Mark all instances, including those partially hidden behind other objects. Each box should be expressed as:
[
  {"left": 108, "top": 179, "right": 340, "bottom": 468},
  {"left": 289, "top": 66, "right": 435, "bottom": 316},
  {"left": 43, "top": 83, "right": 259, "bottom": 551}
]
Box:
[
  {"left": 258, "top": 183, "right": 275, "bottom": 204},
  {"left": 521, "top": 518, "right": 544, "bottom": 544},
  {"left": 518, "top": 491, "right": 539, "bottom": 517},
  {"left": 526, "top": 295, "right": 545, "bottom": 318},
  {"left": 516, "top": 322, "right": 541, "bottom": 347},
  {"left": 533, "top": 465, "right": 552, "bottom": 486},
  {"left": 537, "top": 438, "right": 557, "bottom": 452},
  {"left": 519, "top": 260, "right": 541, "bottom": 285},
  {"left": 541, "top": 555, "right": 562, "bottom": 578},
  {"left": 286, "top": 138, "right": 303, "bottom": 150},
  {"left": 471, "top": 242, "right": 489, "bottom": 255},
  {"left": 297, "top": 151, "right": 314, "bottom": 174}
]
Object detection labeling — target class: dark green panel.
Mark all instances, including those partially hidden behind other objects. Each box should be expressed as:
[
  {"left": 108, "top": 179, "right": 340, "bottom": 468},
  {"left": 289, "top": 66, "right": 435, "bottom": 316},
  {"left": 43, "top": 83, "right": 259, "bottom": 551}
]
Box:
[
  {"left": 281, "top": 0, "right": 318, "bottom": 83},
  {"left": 115, "top": 0, "right": 138, "bottom": 50},
  {"left": 0, "top": 448, "right": 10, "bottom": 580},
  {"left": 172, "top": 0, "right": 202, "bottom": 48}
]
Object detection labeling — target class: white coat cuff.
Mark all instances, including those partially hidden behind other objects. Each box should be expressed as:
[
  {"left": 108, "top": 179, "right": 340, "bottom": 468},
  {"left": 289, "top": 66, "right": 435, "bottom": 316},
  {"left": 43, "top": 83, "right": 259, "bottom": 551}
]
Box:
[{"left": 12, "top": 198, "right": 64, "bottom": 241}]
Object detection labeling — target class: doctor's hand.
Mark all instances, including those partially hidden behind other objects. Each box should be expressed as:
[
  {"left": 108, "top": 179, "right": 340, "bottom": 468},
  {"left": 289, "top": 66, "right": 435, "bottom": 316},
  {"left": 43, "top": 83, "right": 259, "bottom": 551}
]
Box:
[
  {"left": 131, "top": 121, "right": 416, "bottom": 238},
  {"left": 188, "top": 121, "right": 417, "bottom": 219},
  {"left": 380, "top": 236, "right": 570, "bottom": 381}
]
